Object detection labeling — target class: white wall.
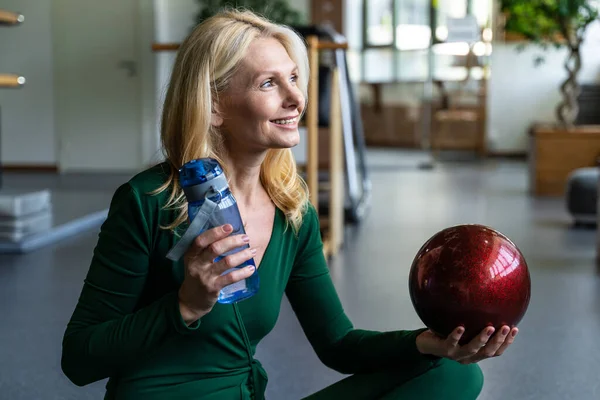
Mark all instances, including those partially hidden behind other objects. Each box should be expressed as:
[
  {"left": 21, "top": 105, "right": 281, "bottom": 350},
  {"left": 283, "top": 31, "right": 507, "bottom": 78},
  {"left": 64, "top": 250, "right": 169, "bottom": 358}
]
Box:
[
  {"left": 487, "top": 21, "right": 600, "bottom": 152},
  {"left": 153, "top": 0, "right": 198, "bottom": 156},
  {"left": 138, "top": 0, "right": 159, "bottom": 167},
  {"left": 0, "top": 0, "right": 55, "bottom": 166},
  {"left": 0, "top": 0, "right": 156, "bottom": 169}
]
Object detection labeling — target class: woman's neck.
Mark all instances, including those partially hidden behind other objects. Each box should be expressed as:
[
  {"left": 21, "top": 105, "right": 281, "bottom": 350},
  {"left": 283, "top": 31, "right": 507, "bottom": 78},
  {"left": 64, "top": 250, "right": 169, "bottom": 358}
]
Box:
[{"left": 221, "top": 151, "right": 268, "bottom": 209}]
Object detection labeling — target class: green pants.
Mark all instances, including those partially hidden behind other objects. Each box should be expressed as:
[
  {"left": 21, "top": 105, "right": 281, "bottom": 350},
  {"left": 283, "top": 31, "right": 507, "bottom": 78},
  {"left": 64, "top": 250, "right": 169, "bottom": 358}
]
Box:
[{"left": 303, "top": 359, "right": 483, "bottom": 400}]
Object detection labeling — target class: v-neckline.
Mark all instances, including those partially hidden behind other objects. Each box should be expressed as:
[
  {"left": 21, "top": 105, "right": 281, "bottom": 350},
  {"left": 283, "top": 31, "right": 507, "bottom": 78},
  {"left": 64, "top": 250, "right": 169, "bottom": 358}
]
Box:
[{"left": 254, "top": 207, "right": 280, "bottom": 271}]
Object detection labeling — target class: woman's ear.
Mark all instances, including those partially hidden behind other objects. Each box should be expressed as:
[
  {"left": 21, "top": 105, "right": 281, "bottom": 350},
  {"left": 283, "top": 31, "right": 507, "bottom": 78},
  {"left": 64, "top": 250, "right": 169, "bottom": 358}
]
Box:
[
  {"left": 211, "top": 111, "right": 224, "bottom": 127},
  {"left": 211, "top": 103, "right": 224, "bottom": 127}
]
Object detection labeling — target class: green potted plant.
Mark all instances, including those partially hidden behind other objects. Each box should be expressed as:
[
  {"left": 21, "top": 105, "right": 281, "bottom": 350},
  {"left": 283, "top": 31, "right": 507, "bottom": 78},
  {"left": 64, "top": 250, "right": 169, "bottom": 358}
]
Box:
[
  {"left": 499, "top": 0, "right": 599, "bottom": 128},
  {"left": 195, "top": 0, "right": 305, "bottom": 26}
]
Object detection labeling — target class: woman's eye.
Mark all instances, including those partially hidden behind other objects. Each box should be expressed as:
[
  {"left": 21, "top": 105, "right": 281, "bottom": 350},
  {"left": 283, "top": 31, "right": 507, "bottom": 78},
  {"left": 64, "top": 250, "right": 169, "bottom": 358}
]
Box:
[{"left": 260, "top": 75, "right": 297, "bottom": 88}]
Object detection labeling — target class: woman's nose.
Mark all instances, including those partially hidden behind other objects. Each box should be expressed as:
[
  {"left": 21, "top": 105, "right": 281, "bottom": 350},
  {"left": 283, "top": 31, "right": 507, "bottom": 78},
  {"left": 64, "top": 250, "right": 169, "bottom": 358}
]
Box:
[{"left": 282, "top": 85, "right": 304, "bottom": 110}]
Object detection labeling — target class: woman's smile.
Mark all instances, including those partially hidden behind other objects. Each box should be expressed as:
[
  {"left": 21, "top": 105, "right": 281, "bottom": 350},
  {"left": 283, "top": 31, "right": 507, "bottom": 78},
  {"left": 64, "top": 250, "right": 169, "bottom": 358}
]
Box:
[{"left": 269, "top": 115, "right": 299, "bottom": 129}]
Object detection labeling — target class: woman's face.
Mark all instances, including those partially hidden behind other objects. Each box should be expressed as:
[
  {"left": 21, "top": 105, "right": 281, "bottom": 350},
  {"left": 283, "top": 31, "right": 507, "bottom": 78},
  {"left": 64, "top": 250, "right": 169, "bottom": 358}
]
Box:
[{"left": 215, "top": 37, "right": 305, "bottom": 154}]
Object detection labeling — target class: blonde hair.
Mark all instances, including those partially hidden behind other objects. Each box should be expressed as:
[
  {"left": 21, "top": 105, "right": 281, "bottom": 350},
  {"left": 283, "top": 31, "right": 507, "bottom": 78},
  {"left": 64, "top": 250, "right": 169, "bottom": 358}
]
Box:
[{"left": 155, "top": 9, "right": 310, "bottom": 233}]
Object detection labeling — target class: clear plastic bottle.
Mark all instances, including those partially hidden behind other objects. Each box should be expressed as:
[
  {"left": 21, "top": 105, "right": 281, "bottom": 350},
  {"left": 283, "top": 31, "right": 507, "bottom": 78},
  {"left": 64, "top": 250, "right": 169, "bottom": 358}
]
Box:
[{"left": 169, "top": 158, "right": 259, "bottom": 304}]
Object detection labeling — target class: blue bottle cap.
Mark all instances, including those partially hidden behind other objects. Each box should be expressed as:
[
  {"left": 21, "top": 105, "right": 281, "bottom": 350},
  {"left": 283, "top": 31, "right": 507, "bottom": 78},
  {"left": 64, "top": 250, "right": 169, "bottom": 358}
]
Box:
[{"left": 179, "top": 158, "right": 224, "bottom": 188}]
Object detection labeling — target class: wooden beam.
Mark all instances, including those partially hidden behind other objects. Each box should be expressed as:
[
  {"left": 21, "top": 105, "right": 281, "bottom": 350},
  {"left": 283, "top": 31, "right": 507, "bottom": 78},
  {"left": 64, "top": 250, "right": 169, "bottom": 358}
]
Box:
[
  {"left": 306, "top": 35, "right": 320, "bottom": 211},
  {"left": 151, "top": 43, "right": 180, "bottom": 52},
  {"left": 0, "top": 74, "right": 25, "bottom": 88},
  {"left": 328, "top": 67, "right": 344, "bottom": 256},
  {"left": 316, "top": 42, "right": 348, "bottom": 50},
  {"left": 0, "top": 9, "right": 24, "bottom": 25},
  {"left": 2, "top": 164, "right": 58, "bottom": 172}
]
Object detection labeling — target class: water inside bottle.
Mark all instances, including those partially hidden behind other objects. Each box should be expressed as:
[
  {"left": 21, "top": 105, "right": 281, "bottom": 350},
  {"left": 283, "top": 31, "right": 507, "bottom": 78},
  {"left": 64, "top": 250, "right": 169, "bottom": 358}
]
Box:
[{"left": 204, "top": 198, "right": 259, "bottom": 303}]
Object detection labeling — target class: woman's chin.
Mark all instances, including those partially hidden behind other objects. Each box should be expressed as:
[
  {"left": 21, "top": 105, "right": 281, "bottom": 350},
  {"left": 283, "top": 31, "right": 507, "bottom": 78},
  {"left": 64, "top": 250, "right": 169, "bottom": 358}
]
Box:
[{"left": 273, "top": 134, "right": 300, "bottom": 149}]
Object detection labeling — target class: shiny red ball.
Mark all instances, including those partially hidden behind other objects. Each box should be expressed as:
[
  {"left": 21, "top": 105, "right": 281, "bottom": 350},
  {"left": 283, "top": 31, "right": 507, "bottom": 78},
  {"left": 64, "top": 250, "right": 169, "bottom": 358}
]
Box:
[{"left": 408, "top": 224, "right": 531, "bottom": 345}]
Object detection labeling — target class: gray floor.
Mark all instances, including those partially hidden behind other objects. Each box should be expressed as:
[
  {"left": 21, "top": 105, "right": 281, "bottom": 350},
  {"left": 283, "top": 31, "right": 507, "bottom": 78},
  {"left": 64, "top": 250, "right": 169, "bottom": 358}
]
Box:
[{"left": 1, "top": 150, "right": 599, "bottom": 399}]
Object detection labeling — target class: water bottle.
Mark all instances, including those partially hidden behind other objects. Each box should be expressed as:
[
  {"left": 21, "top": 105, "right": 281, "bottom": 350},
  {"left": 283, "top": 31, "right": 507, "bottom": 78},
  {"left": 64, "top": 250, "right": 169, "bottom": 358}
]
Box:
[{"left": 166, "top": 158, "right": 259, "bottom": 304}]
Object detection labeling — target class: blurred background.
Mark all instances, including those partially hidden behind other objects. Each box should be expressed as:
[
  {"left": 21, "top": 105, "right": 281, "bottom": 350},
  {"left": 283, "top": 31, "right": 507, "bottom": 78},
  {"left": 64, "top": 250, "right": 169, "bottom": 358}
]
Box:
[{"left": 1, "top": 1, "right": 600, "bottom": 399}]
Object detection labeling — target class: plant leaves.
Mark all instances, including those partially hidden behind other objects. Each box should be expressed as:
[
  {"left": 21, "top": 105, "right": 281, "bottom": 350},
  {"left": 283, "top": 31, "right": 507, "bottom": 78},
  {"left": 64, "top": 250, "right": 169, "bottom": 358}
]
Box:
[{"left": 499, "top": 0, "right": 599, "bottom": 49}]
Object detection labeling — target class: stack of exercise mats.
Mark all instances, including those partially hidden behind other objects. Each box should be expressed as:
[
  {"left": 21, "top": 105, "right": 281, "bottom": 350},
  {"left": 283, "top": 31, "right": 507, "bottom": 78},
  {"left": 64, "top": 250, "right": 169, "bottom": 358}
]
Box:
[{"left": 0, "top": 189, "right": 54, "bottom": 253}]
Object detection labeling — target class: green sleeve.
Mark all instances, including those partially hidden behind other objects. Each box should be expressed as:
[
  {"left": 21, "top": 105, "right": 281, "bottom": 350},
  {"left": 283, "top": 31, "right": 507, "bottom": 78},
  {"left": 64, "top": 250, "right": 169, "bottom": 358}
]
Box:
[
  {"left": 61, "top": 183, "right": 199, "bottom": 387},
  {"left": 285, "top": 205, "right": 436, "bottom": 375}
]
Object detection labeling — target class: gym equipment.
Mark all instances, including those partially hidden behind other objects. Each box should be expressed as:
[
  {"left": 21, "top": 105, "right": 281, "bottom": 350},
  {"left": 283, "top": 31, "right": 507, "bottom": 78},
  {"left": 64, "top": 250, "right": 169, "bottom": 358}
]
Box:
[
  {"left": 293, "top": 25, "right": 371, "bottom": 224},
  {"left": 565, "top": 167, "right": 598, "bottom": 227},
  {"left": 0, "top": 190, "right": 53, "bottom": 242},
  {"left": 408, "top": 224, "right": 531, "bottom": 345},
  {"left": 305, "top": 36, "right": 345, "bottom": 257}
]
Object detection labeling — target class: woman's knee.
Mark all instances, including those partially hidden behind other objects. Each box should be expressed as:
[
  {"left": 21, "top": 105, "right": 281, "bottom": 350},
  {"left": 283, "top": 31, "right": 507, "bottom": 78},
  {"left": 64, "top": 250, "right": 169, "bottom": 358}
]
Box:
[{"left": 434, "top": 359, "right": 484, "bottom": 398}]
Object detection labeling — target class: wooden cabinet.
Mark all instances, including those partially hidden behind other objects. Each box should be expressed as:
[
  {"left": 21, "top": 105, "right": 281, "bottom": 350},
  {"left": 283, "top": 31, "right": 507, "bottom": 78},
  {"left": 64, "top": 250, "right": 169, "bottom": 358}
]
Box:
[
  {"left": 529, "top": 125, "right": 600, "bottom": 196},
  {"left": 360, "top": 103, "right": 420, "bottom": 147}
]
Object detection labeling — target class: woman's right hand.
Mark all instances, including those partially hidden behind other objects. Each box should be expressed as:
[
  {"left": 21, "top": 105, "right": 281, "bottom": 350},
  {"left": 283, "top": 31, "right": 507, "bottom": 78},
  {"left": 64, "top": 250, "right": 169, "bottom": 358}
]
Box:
[
  {"left": 415, "top": 325, "right": 518, "bottom": 364},
  {"left": 177, "top": 223, "right": 257, "bottom": 325}
]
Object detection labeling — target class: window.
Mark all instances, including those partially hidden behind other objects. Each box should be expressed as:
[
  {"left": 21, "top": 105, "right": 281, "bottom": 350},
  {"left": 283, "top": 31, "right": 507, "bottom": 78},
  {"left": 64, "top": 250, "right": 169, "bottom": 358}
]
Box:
[
  {"left": 396, "top": 0, "right": 431, "bottom": 50},
  {"left": 363, "top": 0, "right": 493, "bottom": 50},
  {"left": 360, "top": 0, "right": 493, "bottom": 82},
  {"left": 364, "top": 0, "right": 395, "bottom": 46}
]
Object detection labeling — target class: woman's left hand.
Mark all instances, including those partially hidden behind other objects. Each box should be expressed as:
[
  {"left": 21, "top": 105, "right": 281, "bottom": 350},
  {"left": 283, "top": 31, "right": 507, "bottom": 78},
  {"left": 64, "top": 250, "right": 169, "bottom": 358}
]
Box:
[{"left": 416, "top": 325, "right": 519, "bottom": 364}]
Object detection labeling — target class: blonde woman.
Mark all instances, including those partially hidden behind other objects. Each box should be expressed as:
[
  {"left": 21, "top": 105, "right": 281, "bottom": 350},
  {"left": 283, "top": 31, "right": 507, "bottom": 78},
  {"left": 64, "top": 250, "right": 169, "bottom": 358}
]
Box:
[{"left": 61, "top": 9, "right": 518, "bottom": 400}]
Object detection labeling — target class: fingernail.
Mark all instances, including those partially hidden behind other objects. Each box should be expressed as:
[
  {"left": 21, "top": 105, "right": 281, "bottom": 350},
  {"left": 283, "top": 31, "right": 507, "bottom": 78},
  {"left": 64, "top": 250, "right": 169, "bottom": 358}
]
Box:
[
  {"left": 487, "top": 328, "right": 494, "bottom": 336},
  {"left": 457, "top": 327, "right": 464, "bottom": 334},
  {"left": 247, "top": 266, "right": 256, "bottom": 273},
  {"left": 250, "top": 248, "right": 257, "bottom": 255},
  {"left": 502, "top": 327, "right": 510, "bottom": 335},
  {"left": 242, "top": 235, "right": 250, "bottom": 242},
  {"left": 223, "top": 224, "right": 233, "bottom": 233},
  {"left": 511, "top": 329, "right": 518, "bottom": 338}
]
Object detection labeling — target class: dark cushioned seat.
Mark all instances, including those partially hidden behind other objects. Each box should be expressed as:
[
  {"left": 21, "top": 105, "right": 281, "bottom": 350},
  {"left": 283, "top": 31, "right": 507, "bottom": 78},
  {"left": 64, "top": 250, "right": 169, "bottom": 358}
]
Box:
[{"left": 565, "top": 167, "right": 598, "bottom": 226}]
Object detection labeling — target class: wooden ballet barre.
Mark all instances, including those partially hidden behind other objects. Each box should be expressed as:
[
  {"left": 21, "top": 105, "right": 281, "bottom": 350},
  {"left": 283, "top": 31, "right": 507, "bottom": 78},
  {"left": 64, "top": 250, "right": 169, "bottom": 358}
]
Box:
[
  {"left": 316, "top": 42, "right": 348, "bottom": 50},
  {"left": 151, "top": 43, "right": 181, "bottom": 52},
  {"left": 0, "top": 74, "right": 26, "bottom": 88},
  {"left": 0, "top": 9, "right": 24, "bottom": 25}
]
